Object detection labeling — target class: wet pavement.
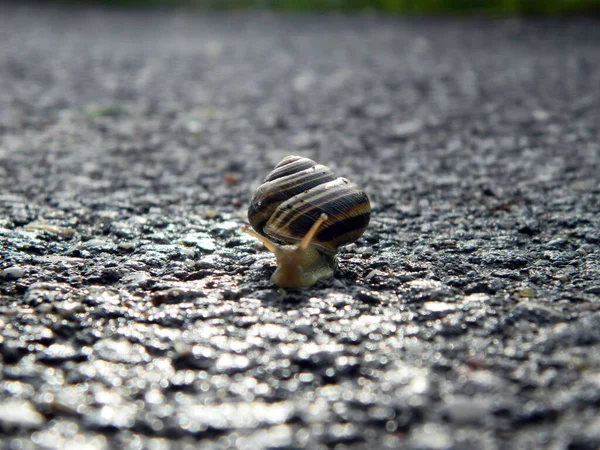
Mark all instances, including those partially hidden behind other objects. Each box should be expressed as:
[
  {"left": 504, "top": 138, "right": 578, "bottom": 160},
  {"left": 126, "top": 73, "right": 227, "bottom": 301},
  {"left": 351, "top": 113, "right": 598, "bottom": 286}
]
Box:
[{"left": 1, "top": 3, "right": 600, "bottom": 449}]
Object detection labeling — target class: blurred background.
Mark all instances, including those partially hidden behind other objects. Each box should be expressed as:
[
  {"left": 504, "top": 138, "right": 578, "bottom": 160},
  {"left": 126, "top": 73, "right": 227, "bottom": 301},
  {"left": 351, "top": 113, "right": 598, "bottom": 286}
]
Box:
[{"left": 58, "top": 0, "right": 600, "bottom": 15}]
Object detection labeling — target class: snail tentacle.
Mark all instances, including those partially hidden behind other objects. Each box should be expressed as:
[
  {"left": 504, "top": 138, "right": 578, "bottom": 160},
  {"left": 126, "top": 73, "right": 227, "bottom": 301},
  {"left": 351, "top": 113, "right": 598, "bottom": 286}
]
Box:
[
  {"left": 240, "top": 226, "right": 279, "bottom": 253},
  {"left": 299, "top": 213, "right": 328, "bottom": 250}
]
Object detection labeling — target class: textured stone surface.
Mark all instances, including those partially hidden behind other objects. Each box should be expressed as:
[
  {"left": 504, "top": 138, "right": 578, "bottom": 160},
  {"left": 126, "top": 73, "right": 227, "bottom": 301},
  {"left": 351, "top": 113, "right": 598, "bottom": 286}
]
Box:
[{"left": 1, "top": 3, "right": 599, "bottom": 449}]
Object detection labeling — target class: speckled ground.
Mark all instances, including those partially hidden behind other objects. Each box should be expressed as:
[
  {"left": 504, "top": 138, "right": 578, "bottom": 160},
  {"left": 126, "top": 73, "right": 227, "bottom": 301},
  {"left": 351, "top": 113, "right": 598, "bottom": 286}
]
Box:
[{"left": 1, "top": 3, "right": 600, "bottom": 449}]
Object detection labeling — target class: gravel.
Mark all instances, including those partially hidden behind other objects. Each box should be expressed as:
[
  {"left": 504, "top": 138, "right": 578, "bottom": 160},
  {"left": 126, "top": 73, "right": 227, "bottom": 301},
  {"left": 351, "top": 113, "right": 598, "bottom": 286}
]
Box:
[{"left": 1, "top": 3, "right": 599, "bottom": 449}]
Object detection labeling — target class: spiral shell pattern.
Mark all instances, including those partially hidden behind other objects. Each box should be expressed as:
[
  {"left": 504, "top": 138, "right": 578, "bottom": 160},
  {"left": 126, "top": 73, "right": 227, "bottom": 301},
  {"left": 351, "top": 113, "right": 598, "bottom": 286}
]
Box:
[{"left": 248, "top": 156, "right": 371, "bottom": 255}]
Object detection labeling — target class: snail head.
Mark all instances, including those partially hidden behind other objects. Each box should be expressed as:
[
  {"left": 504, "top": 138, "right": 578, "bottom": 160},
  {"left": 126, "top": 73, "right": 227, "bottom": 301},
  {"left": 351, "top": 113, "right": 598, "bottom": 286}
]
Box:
[{"left": 241, "top": 214, "right": 335, "bottom": 288}]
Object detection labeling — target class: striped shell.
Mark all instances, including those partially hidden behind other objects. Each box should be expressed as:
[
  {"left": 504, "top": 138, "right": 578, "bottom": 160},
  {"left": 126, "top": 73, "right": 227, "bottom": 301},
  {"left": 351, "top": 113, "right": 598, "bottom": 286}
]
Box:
[{"left": 248, "top": 155, "right": 371, "bottom": 255}]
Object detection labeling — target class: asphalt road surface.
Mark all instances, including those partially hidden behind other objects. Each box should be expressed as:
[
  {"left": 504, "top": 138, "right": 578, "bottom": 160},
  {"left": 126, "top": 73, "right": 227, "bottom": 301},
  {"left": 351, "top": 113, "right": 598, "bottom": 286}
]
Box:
[{"left": 1, "top": 3, "right": 599, "bottom": 449}]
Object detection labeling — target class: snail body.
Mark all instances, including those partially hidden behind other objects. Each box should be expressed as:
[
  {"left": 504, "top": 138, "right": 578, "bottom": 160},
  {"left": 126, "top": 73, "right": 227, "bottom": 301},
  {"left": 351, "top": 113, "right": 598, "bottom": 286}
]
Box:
[{"left": 242, "top": 155, "right": 370, "bottom": 288}]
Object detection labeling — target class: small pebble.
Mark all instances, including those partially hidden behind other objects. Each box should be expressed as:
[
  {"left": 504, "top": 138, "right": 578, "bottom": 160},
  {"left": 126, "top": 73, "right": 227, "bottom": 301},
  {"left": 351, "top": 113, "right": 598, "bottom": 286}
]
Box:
[
  {"left": 365, "top": 269, "right": 384, "bottom": 280},
  {"left": 545, "top": 237, "right": 567, "bottom": 249},
  {"left": 117, "top": 241, "right": 135, "bottom": 250},
  {"left": 532, "top": 109, "right": 550, "bottom": 121},
  {"left": 1, "top": 266, "right": 25, "bottom": 279},
  {"left": 389, "top": 120, "right": 423, "bottom": 138},
  {"left": 517, "top": 287, "right": 537, "bottom": 298},
  {"left": 443, "top": 396, "right": 490, "bottom": 425},
  {"left": 409, "top": 424, "right": 453, "bottom": 450},
  {"left": 0, "top": 400, "right": 46, "bottom": 429}
]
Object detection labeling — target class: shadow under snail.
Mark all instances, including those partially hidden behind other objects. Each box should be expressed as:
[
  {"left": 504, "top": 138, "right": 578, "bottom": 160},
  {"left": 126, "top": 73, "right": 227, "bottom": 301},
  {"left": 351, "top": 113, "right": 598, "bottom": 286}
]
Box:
[{"left": 241, "top": 155, "right": 371, "bottom": 288}]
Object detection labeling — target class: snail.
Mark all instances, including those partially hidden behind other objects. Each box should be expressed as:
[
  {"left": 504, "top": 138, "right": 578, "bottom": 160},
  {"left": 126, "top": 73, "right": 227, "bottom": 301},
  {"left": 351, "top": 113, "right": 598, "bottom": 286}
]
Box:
[{"left": 241, "top": 155, "right": 371, "bottom": 288}]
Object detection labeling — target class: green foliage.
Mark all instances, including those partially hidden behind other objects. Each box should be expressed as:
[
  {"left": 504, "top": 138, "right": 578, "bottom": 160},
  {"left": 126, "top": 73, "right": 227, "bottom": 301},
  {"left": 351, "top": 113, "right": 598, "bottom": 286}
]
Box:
[{"left": 62, "top": 0, "right": 600, "bottom": 15}]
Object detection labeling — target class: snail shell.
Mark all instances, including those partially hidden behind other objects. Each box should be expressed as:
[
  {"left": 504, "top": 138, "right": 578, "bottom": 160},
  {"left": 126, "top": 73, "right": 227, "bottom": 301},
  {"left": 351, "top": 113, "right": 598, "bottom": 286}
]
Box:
[{"left": 248, "top": 155, "right": 371, "bottom": 255}]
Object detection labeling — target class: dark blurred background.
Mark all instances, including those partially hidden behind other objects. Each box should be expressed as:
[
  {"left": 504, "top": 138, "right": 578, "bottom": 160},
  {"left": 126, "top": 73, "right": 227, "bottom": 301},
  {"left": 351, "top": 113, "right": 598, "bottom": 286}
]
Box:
[{"left": 57, "top": 0, "right": 600, "bottom": 15}]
